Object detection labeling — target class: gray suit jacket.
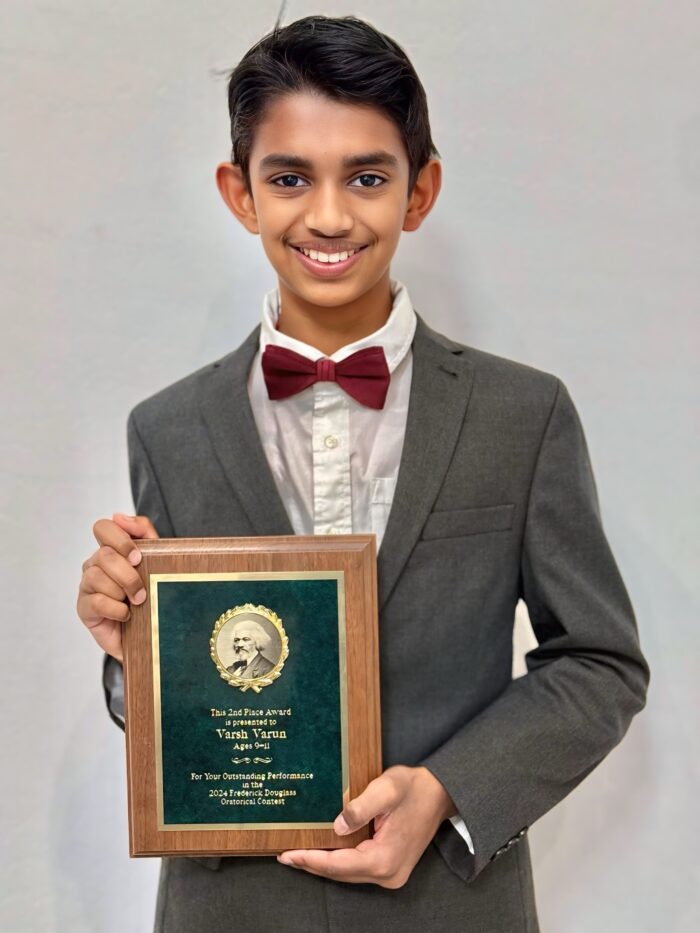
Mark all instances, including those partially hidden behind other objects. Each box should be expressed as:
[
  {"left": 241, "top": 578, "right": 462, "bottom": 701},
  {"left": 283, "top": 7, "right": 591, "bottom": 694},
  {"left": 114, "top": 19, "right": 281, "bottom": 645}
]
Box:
[{"left": 105, "top": 314, "right": 649, "bottom": 931}]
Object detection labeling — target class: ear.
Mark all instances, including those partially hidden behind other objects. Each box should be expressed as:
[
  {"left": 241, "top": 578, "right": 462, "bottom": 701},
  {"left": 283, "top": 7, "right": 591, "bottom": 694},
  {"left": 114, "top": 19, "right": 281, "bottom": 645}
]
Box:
[
  {"left": 215, "top": 162, "right": 259, "bottom": 235},
  {"left": 402, "top": 159, "right": 442, "bottom": 233}
]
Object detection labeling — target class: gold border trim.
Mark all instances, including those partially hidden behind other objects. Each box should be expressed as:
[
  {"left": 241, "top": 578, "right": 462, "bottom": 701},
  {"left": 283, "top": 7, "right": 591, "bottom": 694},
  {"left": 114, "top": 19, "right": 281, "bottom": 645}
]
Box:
[
  {"left": 151, "top": 570, "right": 348, "bottom": 832},
  {"left": 158, "top": 821, "right": 336, "bottom": 832}
]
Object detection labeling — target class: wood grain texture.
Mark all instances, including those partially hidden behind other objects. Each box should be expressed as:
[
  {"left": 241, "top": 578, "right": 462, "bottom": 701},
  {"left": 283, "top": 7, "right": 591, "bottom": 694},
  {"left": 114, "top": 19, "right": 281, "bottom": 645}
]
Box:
[{"left": 122, "top": 534, "right": 381, "bottom": 857}]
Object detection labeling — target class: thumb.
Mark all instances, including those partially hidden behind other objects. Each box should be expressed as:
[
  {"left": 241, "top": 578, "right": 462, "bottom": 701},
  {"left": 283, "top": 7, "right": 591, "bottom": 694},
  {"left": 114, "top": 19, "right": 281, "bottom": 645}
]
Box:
[
  {"left": 112, "top": 513, "right": 160, "bottom": 540},
  {"left": 334, "top": 772, "right": 402, "bottom": 836}
]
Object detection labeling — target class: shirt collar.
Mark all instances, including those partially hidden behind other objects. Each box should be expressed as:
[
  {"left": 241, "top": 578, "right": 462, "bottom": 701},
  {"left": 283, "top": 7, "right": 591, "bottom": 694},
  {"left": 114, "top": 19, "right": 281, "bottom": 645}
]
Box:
[{"left": 259, "top": 278, "right": 417, "bottom": 375}]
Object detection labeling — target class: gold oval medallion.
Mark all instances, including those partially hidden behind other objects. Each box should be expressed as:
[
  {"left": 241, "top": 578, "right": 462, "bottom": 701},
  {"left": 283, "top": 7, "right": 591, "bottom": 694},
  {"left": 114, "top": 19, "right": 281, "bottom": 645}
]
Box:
[{"left": 210, "top": 603, "right": 288, "bottom": 693}]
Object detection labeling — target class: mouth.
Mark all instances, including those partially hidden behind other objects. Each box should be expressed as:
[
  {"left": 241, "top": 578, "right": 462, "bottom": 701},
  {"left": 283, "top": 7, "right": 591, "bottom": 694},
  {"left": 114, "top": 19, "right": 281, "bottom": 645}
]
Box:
[{"left": 289, "top": 244, "right": 368, "bottom": 278}]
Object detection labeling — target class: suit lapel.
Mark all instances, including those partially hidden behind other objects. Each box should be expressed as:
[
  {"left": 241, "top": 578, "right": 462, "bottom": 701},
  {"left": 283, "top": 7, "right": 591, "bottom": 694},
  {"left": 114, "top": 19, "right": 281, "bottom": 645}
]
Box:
[
  {"left": 196, "top": 325, "right": 295, "bottom": 537},
  {"left": 195, "top": 314, "right": 475, "bottom": 612},
  {"left": 377, "top": 315, "right": 475, "bottom": 611}
]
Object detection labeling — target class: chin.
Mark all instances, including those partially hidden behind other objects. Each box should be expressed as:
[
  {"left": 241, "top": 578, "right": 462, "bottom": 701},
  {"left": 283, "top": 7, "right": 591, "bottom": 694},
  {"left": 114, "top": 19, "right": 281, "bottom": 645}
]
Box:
[{"left": 283, "top": 275, "right": 379, "bottom": 308}]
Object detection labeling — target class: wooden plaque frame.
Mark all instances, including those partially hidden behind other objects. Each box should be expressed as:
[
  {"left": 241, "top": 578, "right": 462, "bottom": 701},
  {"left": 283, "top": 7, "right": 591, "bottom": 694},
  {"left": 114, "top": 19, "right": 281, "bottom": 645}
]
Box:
[{"left": 122, "top": 534, "right": 381, "bottom": 858}]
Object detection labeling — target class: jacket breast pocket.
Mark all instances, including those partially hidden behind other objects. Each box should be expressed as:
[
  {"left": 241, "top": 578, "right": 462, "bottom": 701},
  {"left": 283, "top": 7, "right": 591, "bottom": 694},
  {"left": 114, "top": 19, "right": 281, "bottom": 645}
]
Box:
[{"left": 420, "top": 503, "right": 515, "bottom": 541}]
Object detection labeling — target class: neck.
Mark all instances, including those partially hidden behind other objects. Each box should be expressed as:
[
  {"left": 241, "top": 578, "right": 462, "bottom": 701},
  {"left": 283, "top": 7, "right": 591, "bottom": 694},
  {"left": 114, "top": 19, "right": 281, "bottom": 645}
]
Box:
[{"left": 275, "top": 272, "right": 393, "bottom": 357}]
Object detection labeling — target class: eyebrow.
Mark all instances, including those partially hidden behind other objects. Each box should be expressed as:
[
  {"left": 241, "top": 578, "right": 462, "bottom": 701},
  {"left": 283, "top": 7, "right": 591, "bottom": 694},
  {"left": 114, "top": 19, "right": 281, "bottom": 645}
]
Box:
[{"left": 258, "top": 150, "right": 399, "bottom": 171}]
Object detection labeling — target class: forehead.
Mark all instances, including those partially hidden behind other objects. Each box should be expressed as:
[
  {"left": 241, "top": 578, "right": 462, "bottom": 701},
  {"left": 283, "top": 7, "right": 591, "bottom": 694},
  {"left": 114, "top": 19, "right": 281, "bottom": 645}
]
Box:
[{"left": 249, "top": 90, "right": 408, "bottom": 168}]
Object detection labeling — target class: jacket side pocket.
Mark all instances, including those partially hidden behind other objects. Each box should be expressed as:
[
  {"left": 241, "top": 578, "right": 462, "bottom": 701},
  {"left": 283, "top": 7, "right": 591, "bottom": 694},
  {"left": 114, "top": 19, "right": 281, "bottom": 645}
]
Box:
[{"left": 421, "top": 504, "right": 515, "bottom": 540}]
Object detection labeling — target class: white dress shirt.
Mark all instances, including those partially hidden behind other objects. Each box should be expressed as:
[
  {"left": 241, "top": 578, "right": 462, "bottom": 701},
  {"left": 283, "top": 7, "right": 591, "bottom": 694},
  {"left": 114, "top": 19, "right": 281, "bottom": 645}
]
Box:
[{"left": 248, "top": 277, "right": 475, "bottom": 856}]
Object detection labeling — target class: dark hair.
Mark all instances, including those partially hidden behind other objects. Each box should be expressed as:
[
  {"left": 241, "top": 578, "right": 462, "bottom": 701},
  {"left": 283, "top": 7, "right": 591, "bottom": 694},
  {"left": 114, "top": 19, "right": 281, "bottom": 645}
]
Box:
[{"left": 226, "top": 15, "right": 440, "bottom": 194}]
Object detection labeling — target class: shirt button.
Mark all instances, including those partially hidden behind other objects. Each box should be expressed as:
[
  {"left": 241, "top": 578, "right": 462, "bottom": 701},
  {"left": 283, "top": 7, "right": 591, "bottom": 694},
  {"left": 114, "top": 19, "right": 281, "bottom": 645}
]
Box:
[{"left": 324, "top": 435, "right": 339, "bottom": 449}]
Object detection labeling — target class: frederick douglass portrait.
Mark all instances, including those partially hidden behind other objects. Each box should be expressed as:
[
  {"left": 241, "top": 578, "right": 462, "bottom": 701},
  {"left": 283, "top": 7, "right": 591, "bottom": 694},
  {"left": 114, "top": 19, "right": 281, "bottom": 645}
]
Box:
[{"left": 224, "top": 616, "right": 280, "bottom": 679}]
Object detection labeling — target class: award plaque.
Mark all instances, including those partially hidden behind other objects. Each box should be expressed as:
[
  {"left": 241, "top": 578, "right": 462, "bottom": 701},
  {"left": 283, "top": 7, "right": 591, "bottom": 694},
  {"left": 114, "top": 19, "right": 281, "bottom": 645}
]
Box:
[{"left": 122, "top": 534, "right": 381, "bottom": 857}]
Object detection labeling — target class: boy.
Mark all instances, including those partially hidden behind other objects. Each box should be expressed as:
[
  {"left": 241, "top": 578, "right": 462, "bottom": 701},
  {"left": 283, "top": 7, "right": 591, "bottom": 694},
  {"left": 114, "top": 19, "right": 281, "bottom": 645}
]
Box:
[{"left": 76, "top": 15, "right": 650, "bottom": 933}]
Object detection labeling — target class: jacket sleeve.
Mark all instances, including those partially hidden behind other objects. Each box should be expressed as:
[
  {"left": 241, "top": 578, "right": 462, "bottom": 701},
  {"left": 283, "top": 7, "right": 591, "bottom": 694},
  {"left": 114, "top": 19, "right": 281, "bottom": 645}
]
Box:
[
  {"left": 421, "top": 378, "right": 650, "bottom": 882},
  {"left": 102, "top": 410, "right": 176, "bottom": 730}
]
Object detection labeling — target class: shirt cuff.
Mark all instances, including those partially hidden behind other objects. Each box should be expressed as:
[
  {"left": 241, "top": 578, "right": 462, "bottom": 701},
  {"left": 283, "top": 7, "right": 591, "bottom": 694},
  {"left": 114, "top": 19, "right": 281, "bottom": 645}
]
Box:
[{"left": 449, "top": 815, "right": 475, "bottom": 855}]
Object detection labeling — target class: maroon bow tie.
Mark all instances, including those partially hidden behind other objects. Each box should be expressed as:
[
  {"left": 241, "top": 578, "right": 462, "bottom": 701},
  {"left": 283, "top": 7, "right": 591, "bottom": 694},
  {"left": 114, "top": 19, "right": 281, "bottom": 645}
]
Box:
[{"left": 261, "top": 344, "right": 390, "bottom": 410}]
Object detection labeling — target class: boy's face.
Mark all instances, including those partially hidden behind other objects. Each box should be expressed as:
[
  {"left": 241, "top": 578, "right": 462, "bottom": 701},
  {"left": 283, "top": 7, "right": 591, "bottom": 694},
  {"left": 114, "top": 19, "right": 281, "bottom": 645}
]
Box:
[{"left": 217, "top": 91, "right": 440, "bottom": 313}]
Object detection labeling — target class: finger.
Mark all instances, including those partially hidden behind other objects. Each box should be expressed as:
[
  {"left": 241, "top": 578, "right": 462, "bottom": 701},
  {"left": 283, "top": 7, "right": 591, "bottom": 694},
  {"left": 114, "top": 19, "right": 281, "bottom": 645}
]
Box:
[
  {"left": 78, "top": 590, "right": 131, "bottom": 627},
  {"left": 77, "top": 589, "right": 128, "bottom": 660},
  {"left": 81, "top": 565, "right": 126, "bottom": 602},
  {"left": 278, "top": 841, "right": 386, "bottom": 884},
  {"left": 112, "top": 513, "right": 159, "bottom": 540},
  {"left": 86, "top": 546, "right": 147, "bottom": 605},
  {"left": 93, "top": 518, "right": 144, "bottom": 567},
  {"left": 78, "top": 610, "right": 124, "bottom": 661},
  {"left": 334, "top": 772, "right": 402, "bottom": 836}
]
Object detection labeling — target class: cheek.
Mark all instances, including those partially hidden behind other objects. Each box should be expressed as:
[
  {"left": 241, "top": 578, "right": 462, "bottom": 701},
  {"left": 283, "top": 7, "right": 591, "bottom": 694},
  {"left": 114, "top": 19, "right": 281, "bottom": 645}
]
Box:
[
  {"left": 252, "top": 194, "right": 295, "bottom": 238},
  {"left": 258, "top": 217, "right": 288, "bottom": 243},
  {"left": 366, "top": 198, "right": 406, "bottom": 242}
]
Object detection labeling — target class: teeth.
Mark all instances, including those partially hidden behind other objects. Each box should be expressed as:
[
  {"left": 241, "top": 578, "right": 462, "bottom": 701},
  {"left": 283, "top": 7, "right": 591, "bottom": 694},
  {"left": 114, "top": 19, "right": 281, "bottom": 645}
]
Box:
[{"left": 298, "top": 247, "right": 362, "bottom": 263}]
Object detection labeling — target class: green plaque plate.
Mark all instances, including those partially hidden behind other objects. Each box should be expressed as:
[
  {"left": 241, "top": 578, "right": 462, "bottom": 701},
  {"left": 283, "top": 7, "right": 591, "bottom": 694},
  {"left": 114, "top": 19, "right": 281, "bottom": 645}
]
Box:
[{"left": 153, "top": 573, "right": 347, "bottom": 830}]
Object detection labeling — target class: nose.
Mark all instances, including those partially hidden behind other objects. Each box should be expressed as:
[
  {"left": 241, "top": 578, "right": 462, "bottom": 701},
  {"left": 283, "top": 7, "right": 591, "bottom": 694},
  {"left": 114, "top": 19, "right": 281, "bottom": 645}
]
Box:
[{"left": 304, "top": 180, "right": 353, "bottom": 237}]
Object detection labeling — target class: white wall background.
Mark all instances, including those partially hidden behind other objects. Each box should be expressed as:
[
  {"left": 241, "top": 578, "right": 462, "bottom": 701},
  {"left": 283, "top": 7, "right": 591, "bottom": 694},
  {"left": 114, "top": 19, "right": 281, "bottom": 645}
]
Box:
[{"left": 1, "top": 2, "right": 698, "bottom": 930}]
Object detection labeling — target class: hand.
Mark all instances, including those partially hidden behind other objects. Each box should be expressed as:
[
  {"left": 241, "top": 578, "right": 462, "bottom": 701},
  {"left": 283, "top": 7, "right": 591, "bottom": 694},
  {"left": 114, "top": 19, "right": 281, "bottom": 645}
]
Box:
[
  {"left": 277, "top": 765, "right": 457, "bottom": 889},
  {"left": 76, "top": 513, "right": 159, "bottom": 661}
]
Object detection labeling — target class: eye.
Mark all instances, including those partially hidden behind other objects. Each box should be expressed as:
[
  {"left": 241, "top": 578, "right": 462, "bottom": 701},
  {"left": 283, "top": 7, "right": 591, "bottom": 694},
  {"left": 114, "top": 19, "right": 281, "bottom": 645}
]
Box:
[
  {"left": 271, "top": 174, "right": 308, "bottom": 188},
  {"left": 349, "top": 174, "right": 385, "bottom": 188}
]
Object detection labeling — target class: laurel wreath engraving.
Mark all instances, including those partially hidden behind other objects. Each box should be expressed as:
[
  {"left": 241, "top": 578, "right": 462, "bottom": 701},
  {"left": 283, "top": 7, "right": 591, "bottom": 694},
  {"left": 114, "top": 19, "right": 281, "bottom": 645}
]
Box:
[{"left": 210, "top": 603, "right": 289, "bottom": 693}]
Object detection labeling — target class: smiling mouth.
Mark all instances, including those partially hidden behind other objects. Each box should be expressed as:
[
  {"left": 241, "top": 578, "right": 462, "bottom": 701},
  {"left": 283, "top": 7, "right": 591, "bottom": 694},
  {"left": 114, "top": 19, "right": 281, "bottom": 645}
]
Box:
[{"left": 290, "top": 244, "right": 368, "bottom": 264}]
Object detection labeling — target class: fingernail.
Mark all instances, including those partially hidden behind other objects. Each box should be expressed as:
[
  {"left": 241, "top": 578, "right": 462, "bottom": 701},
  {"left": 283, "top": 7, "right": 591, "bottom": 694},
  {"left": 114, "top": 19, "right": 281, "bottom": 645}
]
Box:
[
  {"left": 128, "top": 549, "right": 142, "bottom": 566},
  {"left": 114, "top": 512, "right": 137, "bottom": 520},
  {"left": 277, "top": 855, "right": 296, "bottom": 867},
  {"left": 133, "top": 588, "right": 147, "bottom": 605},
  {"left": 334, "top": 815, "right": 350, "bottom": 835}
]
